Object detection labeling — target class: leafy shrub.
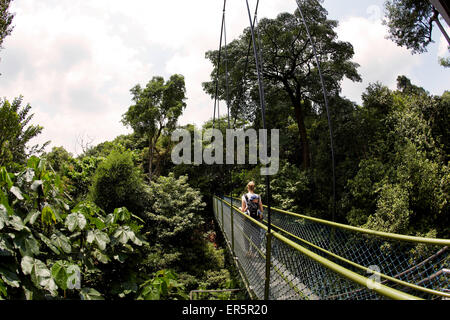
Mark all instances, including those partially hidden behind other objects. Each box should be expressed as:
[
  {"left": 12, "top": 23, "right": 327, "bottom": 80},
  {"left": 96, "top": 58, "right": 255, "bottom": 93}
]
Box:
[
  {"left": 137, "top": 269, "right": 187, "bottom": 300},
  {"left": 0, "top": 157, "right": 148, "bottom": 300},
  {"left": 90, "top": 150, "right": 149, "bottom": 216},
  {"left": 145, "top": 173, "right": 205, "bottom": 245},
  {"left": 63, "top": 156, "right": 103, "bottom": 200}
]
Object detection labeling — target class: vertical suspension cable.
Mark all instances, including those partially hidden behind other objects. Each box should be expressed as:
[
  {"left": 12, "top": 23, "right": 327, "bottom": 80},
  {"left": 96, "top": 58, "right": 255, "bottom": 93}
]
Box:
[
  {"left": 213, "top": 1, "right": 227, "bottom": 130},
  {"left": 223, "top": 3, "right": 234, "bottom": 211},
  {"left": 295, "top": 0, "right": 336, "bottom": 222},
  {"left": 233, "top": 0, "right": 260, "bottom": 127},
  {"left": 245, "top": 0, "right": 272, "bottom": 300}
]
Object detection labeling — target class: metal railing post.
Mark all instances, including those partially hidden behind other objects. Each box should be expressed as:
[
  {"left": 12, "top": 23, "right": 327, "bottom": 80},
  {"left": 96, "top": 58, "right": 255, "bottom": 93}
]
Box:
[
  {"left": 264, "top": 230, "right": 272, "bottom": 300},
  {"left": 231, "top": 200, "right": 235, "bottom": 253},
  {"left": 221, "top": 196, "right": 224, "bottom": 230}
]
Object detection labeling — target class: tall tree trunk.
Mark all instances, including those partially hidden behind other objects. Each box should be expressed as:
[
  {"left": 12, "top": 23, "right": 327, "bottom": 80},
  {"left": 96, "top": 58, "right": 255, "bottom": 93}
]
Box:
[{"left": 293, "top": 100, "right": 311, "bottom": 168}]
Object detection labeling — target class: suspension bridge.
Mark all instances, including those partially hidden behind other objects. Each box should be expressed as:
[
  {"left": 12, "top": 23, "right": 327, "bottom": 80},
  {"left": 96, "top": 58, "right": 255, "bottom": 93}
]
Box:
[
  {"left": 213, "top": 196, "right": 450, "bottom": 300},
  {"left": 209, "top": 0, "right": 450, "bottom": 300}
]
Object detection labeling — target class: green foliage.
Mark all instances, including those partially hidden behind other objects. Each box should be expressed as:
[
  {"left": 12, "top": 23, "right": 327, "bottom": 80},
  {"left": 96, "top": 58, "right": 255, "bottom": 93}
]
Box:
[
  {"left": 439, "top": 56, "right": 450, "bottom": 68},
  {"left": 346, "top": 78, "right": 449, "bottom": 238},
  {"left": 63, "top": 156, "right": 103, "bottom": 200},
  {"left": 44, "top": 147, "right": 72, "bottom": 173},
  {"left": 122, "top": 75, "right": 187, "bottom": 181},
  {"left": 145, "top": 173, "right": 205, "bottom": 245},
  {"left": 203, "top": 2, "right": 361, "bottom": 168},
  {"left": 137, "top": 270, "right": 187, "bottom": 300},
  {"left": 0, "top": 97, "right": 49, "bottom": 170},
  {"left": 0, "top": 0, "right": 14, "bottom": 50},
  {"left": 90, "top": 150, "right": 149, "bottom": 216},
  {"left": 365, "top": 183, "right": 411, "bottom": 234},
  {"left": 0, "top": 157, "right": 149, "bottom": 300},
  {"left": 383, "top": 0, "right": 437, "bottom": 54}
]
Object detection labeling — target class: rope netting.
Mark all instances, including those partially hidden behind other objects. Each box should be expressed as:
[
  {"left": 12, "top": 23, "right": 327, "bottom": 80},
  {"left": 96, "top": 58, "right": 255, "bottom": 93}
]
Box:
[{"left": 213, "top": 196, "right": 450, "bottom": 300}]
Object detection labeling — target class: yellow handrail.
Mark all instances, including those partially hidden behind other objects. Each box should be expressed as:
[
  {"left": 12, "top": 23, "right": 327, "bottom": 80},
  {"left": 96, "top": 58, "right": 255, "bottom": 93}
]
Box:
[{"left": 228, "top": 195, "right": 450, "bottom": 246}]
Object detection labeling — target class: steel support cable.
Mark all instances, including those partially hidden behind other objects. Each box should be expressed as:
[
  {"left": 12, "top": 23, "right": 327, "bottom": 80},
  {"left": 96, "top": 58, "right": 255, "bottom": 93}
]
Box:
[
  {"left": 233, "top": 0, "right": 260, "bottom": 127},
  {"left": 294, "top": 0, "right": 337, "bottom": 222},
  {"left": 212, "top": 0, "right": 227, "bottom": 130},
  {"left": 222, "top": 3, "right": 236, "bottom": 241},
  {"left": 245, "top": 0, "right": 273, "bottom": 300}
]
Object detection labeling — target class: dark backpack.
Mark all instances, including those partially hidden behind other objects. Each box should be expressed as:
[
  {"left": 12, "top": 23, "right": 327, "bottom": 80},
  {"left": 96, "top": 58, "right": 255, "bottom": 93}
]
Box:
[{"left": 244, "top": 194, "right": 259, "bottom": 218}]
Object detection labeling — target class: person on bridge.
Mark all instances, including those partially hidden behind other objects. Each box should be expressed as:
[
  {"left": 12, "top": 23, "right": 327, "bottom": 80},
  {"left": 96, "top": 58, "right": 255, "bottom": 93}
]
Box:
[
  {"left": 240, "top": 181, "right": 264, "bottom": 257},
  {"left": 240, "top": 181, "right": 264, "bottom": 220}
]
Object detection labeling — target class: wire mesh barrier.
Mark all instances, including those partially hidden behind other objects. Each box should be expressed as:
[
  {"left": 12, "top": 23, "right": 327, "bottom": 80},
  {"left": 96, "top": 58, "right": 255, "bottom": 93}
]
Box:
[{"left": 213, "top": 196, "right": 450, "bottom": 300}]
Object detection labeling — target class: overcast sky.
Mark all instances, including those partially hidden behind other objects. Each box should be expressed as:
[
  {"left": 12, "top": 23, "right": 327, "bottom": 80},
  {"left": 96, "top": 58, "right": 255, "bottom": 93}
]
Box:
[{"left": 0, "top": 0, "right": 448, "bottom": 155}]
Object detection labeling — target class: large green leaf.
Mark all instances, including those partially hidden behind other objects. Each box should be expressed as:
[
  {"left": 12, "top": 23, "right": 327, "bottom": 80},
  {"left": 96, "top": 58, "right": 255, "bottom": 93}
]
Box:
[
  {"left": 113, "top": 207, "right": 131, "bottom": 222},
  {"left": 51, "top": 261, "right": 69, "bottom": 290},
  {"left": 0, "top": 167, "right": 13, "bottom": 189},
  {"left": 139, "top": 285, "right": 160, "bottom": 300},
  {"left": 14, "top": 233, "right": 40, "bottom": 257},
  {"left": 8, "top": 215, "right": 27, "bottom": 231},
  {"left": 90, "top": 217, "right": 106, "bottom": 230},
  {"left": 30, "top": 180, "right": 43, "bottom": 192},
  {"left": 51, "top": 261, "right": 80, "bottom": 290},
  {"left": 21, "top": 256, "right": 57, "bottom": 294},
  {"left": 22, "top": 168, "right": 35, "bottom": 183},
  {"left": 27, "top": 156, "right": 40, "bottom": 171},
  {"left": 66, "top": 265, "right": 81, "bottom": 290},
  {"left": 9, "top": 186, "right": 24, "bottom": 201},
  {"left": 92, "top": 249, "right": 110, "bottom": 264},
  {"left": 65, "top": 212, "right": 87, "bottom": 232},
  {"left": 51, "top": 232, "right": 71, "bottom": 254},
  {"left": 113, "top": 226, "right": 142, "bottom": 246},
  {"left": 0, "top": 205, "right": 7, "bottom": 230},
  {"left": 0, "top": 234, "right": 14, "bottom": 256},
  {"left": 0, "top": 267, "right": 20, "bottom": 288},
  {"left": 41, "top": 206, "right": 56, "bottom": 225},
  {"left": 24, "top": 210, "right": 40, "bottom": 225},
  {"left": 38, "top": 233, "right": 60, "bottom": 255},
  {"left": 0, "top": 278, "right": 7, "bottom": 298},
  {"left": 79, "top": 288, "right": 104, "bottom": 300},
  {"left": 0, "top": 191, "right": 13, "bottom": 216},
  {"left": 86, "top": 230, "right": 110, "bottom": 251}
]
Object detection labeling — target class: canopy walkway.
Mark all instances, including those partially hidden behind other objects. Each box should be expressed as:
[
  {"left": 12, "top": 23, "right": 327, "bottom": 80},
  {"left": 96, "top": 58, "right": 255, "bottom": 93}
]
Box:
[{"left": 213, "top": 196, "right": 450, "bottom": 300}]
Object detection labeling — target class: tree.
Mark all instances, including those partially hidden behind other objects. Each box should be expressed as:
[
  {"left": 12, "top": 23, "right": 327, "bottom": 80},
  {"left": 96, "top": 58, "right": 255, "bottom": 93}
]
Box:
[
  {"left": 346, "top": 77, "right": 449, "bottom": 238},
  {"left": 90, "top": 150, "right": 149, "bottom": 216},
  {"left": 0, "top": 0, "right": 14, "bottom": 50},
  {"left": 203, "top": 2, "right": 360, "bottom": 168},
  {"left": 383, "top": 0, "right": 450, "bottom": 54},
  {"left": 122, "top": 75, "right": 187, "bottom": 182},
  {"left": 0, "top": 96, "right": 49, "bottom": 169},
  {"left": 44, "top": 146, "right": 72, "bottom": 173},
  {"left": 145, "top": 173, "right": 205, "bottom": 246}
]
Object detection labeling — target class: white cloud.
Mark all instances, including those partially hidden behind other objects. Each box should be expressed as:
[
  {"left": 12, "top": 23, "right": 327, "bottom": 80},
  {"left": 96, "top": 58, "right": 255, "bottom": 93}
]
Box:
[
  {"left": 0, "top": 0, "right": 445, "bottom": 157},
  {"left": 1, "top": 0, "right": 299, "bottom": 155},
  {"left": 437, "top": 24, "right": 450, "bottom": 57},
  {"left": 336, "top": 17, "right": 421, "bottom": 104}
]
